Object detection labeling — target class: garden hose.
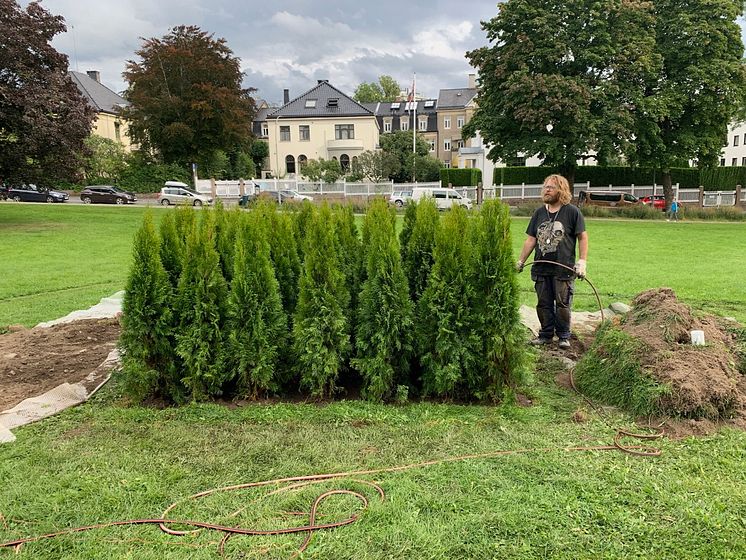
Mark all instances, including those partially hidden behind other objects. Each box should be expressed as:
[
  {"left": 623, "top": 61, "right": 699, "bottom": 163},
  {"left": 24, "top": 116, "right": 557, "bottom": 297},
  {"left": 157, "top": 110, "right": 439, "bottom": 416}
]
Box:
[{"left": 527, "top": 259, "right": 605, "bottom": 322}]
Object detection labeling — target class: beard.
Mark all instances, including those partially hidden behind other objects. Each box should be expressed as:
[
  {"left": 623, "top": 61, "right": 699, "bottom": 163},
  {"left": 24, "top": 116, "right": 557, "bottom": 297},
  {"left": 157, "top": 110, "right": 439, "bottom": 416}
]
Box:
[{"left": 543, "top": 191, "right": 560, "bottom": 204}]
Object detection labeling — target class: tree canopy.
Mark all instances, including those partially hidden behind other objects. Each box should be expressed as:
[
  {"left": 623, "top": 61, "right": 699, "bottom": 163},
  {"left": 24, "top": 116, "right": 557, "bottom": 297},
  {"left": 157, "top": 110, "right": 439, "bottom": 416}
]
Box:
[
  {"left": 0, "top": 0, "right": 94, "bottom": 185},
  {"left": 123, "top": 25, "right": 256, "bottom": 169},
  {"left": 631, "top": 0, "right": 746, "bottom": 203},
  {"left": 380, "top": 130, "right": 441, "bottom": 183},
  {"left": 353, "top": 75, "right": 401, "bottom": 103},
  {"left": 464, "top": 0, "right": 659, "bottom": 187}
]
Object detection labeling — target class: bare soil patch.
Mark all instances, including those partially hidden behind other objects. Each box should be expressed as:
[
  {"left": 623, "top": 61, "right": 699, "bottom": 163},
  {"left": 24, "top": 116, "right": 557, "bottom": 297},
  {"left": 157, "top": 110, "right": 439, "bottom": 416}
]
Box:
[{"left": 0, "top": 318, "right": 120, "bottom": 411}]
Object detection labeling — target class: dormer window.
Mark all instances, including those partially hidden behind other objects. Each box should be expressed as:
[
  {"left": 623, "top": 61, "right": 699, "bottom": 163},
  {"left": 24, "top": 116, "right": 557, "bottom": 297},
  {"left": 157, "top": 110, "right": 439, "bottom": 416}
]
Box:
[
  {"left": 305, "top": 99, "right": 317, "bottom": 108},
  {"left": 327, "top": 98, "right": 339, "bottom": 107},
  {"left": 390, "top": 102, "right": 400, "bottom": 110}
]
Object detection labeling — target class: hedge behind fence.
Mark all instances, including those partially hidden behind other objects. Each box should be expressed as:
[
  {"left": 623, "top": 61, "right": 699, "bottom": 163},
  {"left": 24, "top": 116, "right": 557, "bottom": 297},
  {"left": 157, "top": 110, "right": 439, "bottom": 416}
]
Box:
[
  {"left": 493, "top": 166, "right": 739, "bottom": 190},
  {"left": 440, "top": 168, "right": 482, "bottom": 187},
  {"left": 120, "top": 199, "right": 528, "bottom": 404}
]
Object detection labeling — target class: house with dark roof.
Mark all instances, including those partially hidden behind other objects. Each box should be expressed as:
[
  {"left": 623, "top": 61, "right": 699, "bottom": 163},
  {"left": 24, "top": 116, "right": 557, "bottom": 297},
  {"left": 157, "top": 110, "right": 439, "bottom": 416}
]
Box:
[
  {"left": 265, "top": 80, "right": 379, "bottom": 178},
  {"left": 68, "top": 71, "right": 133, "bottom": 151},
  {"left": 436, "top": 75, "right": 478, "bottom": 168},
  {"left": 363, "top": 99, "right": 440, "bottom": 157}
]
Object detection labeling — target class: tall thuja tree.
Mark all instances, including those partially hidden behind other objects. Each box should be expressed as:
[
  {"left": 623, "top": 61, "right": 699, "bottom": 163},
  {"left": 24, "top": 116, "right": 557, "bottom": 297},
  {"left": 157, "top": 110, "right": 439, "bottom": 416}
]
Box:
[
  {"left": 119, "top": 213, "right": 176, "bottom": 401},
  {"left": 332, "top": 204, "right": 362, "bottom": 340},
  {"left": 417, "top": 206, "right": 481, "bottom": 399},
  {"left": 632, "top": 0, "right": 746, "bottom": 208},
  {"left": 174, "top": 204, "right": 197, "bottom": 243},
  {"left": 472, "top": 200, "right": 528, "bottom": 400},
  {"left": 292, "top": 205, "right": 351, "bottom": 397},
  {"left": 399, "top": 201, "right": 417, "bottom": 262},
  {"left": 255, "top": 200, "right": 301, "bottom": 318},
  {"left": 226, "top": 213, "right": 287, "bottom": 397},
  {"left": 159, "top": 211, "right": 184, "bottom": 288},
  {"left": 293, "top": 200, "right": 315, "bottom": 263},
  {"left": 464, "top": 0, "right": 658, "bottom": 188},
  {"left": 353, "top": 199, "right": 414, "bottom": 402},
  {"left": 213, "top": 201, "right": 240, "bottom": 283},
  {"left": 176, "top": 210, "right": 229, "bottom": 400},
  {"left": 401, "top": 197, "right": 439, "bottom": 302}
]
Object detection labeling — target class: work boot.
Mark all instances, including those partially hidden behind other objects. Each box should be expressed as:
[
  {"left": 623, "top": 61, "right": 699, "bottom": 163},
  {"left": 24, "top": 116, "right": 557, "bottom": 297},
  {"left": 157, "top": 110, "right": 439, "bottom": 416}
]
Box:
[
  {"left": 529, "top": 337, "right": 552, "bottom": 346},
  {"left": 558, "top": 339, "right": 571, "bottom": 350}
]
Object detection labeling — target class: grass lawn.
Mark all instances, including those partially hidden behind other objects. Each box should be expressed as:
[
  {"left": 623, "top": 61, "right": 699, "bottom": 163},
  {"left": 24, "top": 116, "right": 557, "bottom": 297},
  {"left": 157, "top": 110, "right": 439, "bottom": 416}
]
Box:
[
  {"left": 2, "top": 204, "right": 745, "bottom": 326},
  {"left": 1, "top": 204, "right": 745, "bottom": 558}
]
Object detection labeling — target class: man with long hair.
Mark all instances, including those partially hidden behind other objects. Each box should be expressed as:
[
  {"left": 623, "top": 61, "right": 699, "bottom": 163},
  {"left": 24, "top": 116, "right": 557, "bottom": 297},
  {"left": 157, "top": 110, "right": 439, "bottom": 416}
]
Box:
[{"left": 516, "top": 174, "right": 588, "bottom": 349}]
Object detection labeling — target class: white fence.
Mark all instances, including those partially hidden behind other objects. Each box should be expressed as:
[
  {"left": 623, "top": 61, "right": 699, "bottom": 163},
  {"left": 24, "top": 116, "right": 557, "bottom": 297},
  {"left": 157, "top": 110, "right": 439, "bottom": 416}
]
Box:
[{"left": 195, "top": 179, "right": 441, "bottom": 198}]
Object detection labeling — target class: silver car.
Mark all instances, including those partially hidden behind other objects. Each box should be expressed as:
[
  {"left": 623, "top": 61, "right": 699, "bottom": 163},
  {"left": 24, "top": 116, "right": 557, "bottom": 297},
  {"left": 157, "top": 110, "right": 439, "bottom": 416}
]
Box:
[{"left": 157, "top": 186, "right": 212, "bottom": 206}]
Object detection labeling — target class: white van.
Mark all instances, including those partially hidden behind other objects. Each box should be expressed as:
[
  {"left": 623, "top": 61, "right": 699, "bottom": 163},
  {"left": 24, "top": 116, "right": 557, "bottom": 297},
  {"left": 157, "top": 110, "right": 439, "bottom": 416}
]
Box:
[{"left": 411, "top": 187, "right": 472, "bottom": 210}]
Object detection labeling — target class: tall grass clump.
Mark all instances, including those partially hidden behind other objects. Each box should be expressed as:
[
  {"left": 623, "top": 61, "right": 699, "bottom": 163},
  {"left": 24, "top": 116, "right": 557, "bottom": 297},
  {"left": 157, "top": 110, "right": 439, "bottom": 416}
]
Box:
[
  {"left": 353, "top": 199, "right": 414, "bottom": 401},
  {"left": 119, "top": 213, "right": 177, "bottom": 402},
  {"left": 292, "top": 205, "right": 351, "bottom": 397},
  {"left": 574, "top": 322, "right": 670, "bottom": 416}
]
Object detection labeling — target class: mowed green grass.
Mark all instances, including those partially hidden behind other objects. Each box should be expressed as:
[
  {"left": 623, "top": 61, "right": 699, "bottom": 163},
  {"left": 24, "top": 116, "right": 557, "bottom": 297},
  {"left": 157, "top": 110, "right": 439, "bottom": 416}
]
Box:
[
  {"left": 2, "top": 204, "right": 745, "bottom": 326},
  {"left": 1, "top": 205, "right": 745, "bottom": 558}
]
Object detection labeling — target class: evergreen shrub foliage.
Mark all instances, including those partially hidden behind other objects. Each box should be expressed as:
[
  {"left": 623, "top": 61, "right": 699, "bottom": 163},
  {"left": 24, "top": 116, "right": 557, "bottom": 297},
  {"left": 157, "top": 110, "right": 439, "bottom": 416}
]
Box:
[
  {"left": 332, "top": 204, "right": 363, "bottom": 339},
  {"left": 119, "top": 213, "right": 177, "bottom": 401},
  {"left": 175, "top": 211, "right": 230, "bottom": 400},
  {"left": 353, "top": 199, "right": 414, "bottom": 402},
  {"left": 158, "top": 211, "right": 184, "bottom": 288},
  {"left": 225, "top": 213, "right": 287, "bottom": 397},
  {"left": 292, "top": 205, "right": 351, "bottom": 397},
  {"left": 440, "top": 168, "right": 482, "bottom": 187},
  {"left": 401, "top": 198, "right": 440, "bottom": 302},
  {"left": 417, "top": 206, "right": 482, "bottom": 398}
]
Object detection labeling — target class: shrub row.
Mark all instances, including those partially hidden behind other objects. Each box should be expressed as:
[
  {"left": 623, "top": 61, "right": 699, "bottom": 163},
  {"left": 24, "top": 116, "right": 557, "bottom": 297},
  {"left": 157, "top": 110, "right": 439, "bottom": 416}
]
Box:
[
  {"left": 440, "top": 168, "right": 482, "bottom": 187},
  {"left": 119, "top": 199, "right": 528, "bottom": 404}
]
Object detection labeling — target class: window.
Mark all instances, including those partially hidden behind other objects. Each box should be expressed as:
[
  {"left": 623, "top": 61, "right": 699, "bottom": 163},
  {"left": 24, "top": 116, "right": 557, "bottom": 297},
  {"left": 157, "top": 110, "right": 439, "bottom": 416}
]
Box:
[
  {"left": 419, "top": 118, "right": 427, "bottom": 131},
  {"left": 742, "top": 157, "right": 746, "bottom": 165},
  {"left": 261, "top": 123, "right": 268, "bottom": 136},
  {"left": 457, "top": 116, "right": 465, "bottom": 129},
  {"left": 735, "top": 135, "right": 740, "bottom": 147},
  {"left": 424, "top": 100, "right": 435, "bottom": 108},
  {"left": 114, "top": 121, "right": 121, "bottom": 142},
  {"left": 428, "top": 140, "right": 435, "bottom": 152},
  {"left": 405, "top": 102, "right": 417, "bottom": 112},
  {"left": 298, "top": 155, "right": 308, "bottom": 170},
  {"left": 443, "top": 162, "right": 451, "bottom": 168},
  {"left": 456, "top": 140, "right": 464, "bottom": 149},
  {"left": 383, "top": 120, "right": 392, "bottom": 133},
  {"left": 444, "top": 138, "right": 451, "bottom": 151},
  {"left": 327, "top": 98, "right": 339, "bottom": 107},
  {"left": 340, "top": 154, "right": 350, "bottom": 171},
  {"left": 432, "top": 190, "right": 447, "bottom": 199},
  {"left": 720, "top": 158, "right": 726, "bottom": 166},
  {"left": 299, "top": 125, "right": 310, "bottom": 141},
  {"left": 444, "top": 117, "right": 451, "bottom": 129},
  {"left": 391, "top": 102, "right": 400, "bottom": 110},
  {"left": 733, "top": 158, "right": 738, "bottom": 166},
  {"left": 285, "top": 155, "right": 296, "bottom": 174},
  {"left": 305, "top": 99, "right": 317, "bottom": 108},
  {"left": 280, "top": 126, "right": 290, "bottom": 142},
  {"left": 335, "top": 124, "right": 354, "bottom": 140},
  {"left": 401, "top": 118, "right": 409, "bottom": 131}
]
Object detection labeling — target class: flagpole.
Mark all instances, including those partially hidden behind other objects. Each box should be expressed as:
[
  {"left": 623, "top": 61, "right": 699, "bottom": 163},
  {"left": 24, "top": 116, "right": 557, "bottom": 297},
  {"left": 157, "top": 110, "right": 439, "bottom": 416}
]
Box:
[{"left": 412, "top": 73, "right": 416, "bottom": 182}]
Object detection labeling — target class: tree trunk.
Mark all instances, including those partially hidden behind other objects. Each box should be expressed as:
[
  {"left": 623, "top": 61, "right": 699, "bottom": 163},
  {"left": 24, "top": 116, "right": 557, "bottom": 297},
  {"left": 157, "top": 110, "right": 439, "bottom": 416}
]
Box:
[
  {"left": 559, "top": 162, "right": 576, "bottom": 196},
  {"left": 661, "top": 168, "right": 673, "bottom": 210}
]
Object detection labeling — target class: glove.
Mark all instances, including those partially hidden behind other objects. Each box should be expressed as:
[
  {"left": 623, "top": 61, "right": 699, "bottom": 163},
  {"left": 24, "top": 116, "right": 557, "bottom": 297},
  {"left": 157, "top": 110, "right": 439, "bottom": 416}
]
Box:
[
  {"left": 516, "top": 260, "right": 525, "bottom": 273},
  {"left": 574, "top": 259, "right": 587, "bottom": 278}
]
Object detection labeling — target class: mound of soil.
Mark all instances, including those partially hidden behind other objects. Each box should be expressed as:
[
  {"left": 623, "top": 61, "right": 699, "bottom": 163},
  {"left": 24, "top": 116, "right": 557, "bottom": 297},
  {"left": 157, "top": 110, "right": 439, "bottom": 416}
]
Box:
[
  {"left": 0, "top": 318, "right": 120, "bottom": 411},
  {"left": 621, "top": 288, "right": 746, "bottom": 419}
]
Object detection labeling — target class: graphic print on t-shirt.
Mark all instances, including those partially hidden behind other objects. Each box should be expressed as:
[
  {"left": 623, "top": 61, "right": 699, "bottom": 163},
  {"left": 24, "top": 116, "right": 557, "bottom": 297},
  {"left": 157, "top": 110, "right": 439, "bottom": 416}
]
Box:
[{"left": 537, "top": 219, "right": 565, "bottom": 254}]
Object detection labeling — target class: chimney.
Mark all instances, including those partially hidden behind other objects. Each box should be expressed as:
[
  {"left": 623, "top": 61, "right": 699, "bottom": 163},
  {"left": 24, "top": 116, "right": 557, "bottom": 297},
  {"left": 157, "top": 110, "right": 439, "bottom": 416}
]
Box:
[
  {"left": 86, "top": 70, "right": 101, "bottom": 83},
  {"left": 468, "top": 73, "right": 476, "bottom": 88},
  {"left": 283, "top": 89, "right": 290, "bottom": 105}
]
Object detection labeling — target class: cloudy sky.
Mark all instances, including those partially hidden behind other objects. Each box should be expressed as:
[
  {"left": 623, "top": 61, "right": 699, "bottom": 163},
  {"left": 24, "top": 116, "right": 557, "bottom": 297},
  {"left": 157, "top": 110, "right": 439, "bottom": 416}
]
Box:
[{"left": 38, "top": 0, "right": 505, "bottom": 105}]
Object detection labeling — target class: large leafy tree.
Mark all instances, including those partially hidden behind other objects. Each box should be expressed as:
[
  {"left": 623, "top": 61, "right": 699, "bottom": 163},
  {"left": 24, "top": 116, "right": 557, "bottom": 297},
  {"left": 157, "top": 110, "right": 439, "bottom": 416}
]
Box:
[
  {"left": 380, "top": 130, "right": 438, "bottom": 183},
  {"left": 353, "top": 75, "right": 401, "bottom": 103},
  {"left": 0, "top": 0, "right": 94, "bottom": 185},
  {"left": 464, "top": 0, "right": 658, "bottom": 187},
  {"left": 631, "top": 0, "right": 746, "bottom": 207},
  {"left": 123, "top": 25, "right": 256, "bottom": 167}
]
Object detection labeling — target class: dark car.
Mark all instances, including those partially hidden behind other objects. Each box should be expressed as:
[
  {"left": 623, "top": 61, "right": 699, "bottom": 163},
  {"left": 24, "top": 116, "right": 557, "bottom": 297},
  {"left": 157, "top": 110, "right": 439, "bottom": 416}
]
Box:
[
  {"left": 5, "top": 184, "right": 69, "bottom": 203},
  {"left": 640, "top": 195, "right": 666, "bottom": 210},
  {"left": 80, "top": 185, "right": 137, "bottom": 205}
]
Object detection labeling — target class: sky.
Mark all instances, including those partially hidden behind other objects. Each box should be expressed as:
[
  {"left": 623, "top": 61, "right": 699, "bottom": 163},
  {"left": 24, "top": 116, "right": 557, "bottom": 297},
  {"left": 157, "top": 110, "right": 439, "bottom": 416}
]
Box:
[{"left": 38, "top": 0, "right": 506, "bottom": 105}]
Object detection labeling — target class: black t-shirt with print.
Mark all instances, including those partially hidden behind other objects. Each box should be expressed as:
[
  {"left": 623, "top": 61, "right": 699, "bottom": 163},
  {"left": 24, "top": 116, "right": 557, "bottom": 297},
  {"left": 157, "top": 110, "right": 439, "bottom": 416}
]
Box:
[{"left": 526, "top": 203, "right": 585, "bottom": 279}]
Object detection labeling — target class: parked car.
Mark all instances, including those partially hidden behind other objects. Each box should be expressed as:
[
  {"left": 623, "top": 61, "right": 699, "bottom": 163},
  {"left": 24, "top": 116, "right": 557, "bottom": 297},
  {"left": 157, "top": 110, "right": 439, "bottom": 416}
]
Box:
[
  {"left": 157, "top": 184, "right": 212, "bottom": 206},
  {"left": 577, "top": 190, "right": 640, "bottom": 208},
  {"left": 4, "top": 184, "right": 68, "bottom": 203},
  {"left": 257, "top": 190, "right": 314, "bottom": 203},
  {"left": 640, "top": 195, "right": 666, "bottom": 210},
  {"left": 80, "top": 185, "right": 137, "bottom": 205},
  {"left": 411, "top": 187, "right": 472, "bottom": 210},
  {"left": 389, "top": 190, "right": 413, "bottom": 208}
]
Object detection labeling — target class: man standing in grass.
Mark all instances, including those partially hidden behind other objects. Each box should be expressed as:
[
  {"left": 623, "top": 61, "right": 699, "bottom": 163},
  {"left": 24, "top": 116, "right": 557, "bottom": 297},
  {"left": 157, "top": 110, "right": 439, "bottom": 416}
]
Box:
[{"left": 516, "top": 174, "right": 588, "bottom": 350}]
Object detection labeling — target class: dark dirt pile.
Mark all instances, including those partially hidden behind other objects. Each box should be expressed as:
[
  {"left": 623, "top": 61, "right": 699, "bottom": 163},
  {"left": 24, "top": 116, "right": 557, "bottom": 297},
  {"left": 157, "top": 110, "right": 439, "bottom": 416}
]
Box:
[{"left": 0, "top": 318, "right": 120, "bottom": 411}]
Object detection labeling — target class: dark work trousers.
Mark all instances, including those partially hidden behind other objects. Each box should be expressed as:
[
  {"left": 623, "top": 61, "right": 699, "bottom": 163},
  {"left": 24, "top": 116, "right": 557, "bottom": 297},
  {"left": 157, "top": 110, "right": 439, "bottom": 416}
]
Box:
[{"left": 534, "top": 276, "right": 574, "bottom": 340}]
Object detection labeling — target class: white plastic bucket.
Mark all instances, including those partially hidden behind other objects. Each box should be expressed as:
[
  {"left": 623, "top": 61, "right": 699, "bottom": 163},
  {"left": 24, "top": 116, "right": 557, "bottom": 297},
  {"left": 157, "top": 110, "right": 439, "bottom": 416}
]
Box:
[{"left": 690, "top": 330, "right": 705, "bottom": 346}]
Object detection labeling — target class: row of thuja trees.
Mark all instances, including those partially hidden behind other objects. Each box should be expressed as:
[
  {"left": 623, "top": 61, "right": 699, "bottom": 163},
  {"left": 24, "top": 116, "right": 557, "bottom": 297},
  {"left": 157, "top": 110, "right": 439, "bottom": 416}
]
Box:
[{"left": 119, "top": 198, "right": 528, "bottom": 403}]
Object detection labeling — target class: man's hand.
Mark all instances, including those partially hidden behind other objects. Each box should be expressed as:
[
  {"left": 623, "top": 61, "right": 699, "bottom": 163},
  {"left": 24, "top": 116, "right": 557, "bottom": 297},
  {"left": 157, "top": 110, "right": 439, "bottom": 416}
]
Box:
[
  {"left": 574, "top": 259, "right": 587, "bottom": 278},
  {"left": 516, "top": 260, "right": 525, "bottom": 273}
]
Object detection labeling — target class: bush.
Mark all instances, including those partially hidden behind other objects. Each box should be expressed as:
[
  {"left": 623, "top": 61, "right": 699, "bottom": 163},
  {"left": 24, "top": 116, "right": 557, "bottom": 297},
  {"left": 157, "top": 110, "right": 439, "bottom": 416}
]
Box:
[
  {"left": 441, "top": 168, "right": 482, "bottom": 187},
  {"left": 118, "top": 153, "right": 191, "bottom": 193},
  {"left": 494, "top": 166, "right": 699, "bottom": 188},
  {"left": 401, "top": 198, "right": 440, "bottom": 302}
]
